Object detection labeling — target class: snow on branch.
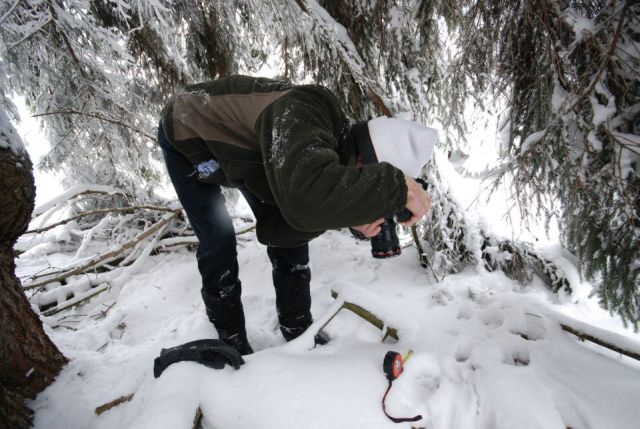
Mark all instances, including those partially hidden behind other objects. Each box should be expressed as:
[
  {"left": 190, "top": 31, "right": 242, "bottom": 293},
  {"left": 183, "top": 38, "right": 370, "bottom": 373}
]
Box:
[
  {"left": 23, "top": 209, "right": 180, "bottom": 292},
  {"left": 25, "top": 204, "right": 178, "bottom": 234},
  {"left": 33, "top": 184, "right": 129, "bottom": 217}
]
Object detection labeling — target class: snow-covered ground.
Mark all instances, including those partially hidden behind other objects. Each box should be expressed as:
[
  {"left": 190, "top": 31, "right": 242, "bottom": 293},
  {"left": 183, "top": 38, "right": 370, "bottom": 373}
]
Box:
[
  {"left": 17, "top": 216, "right": 640, "bottom": 429},
  {"left": 12, "top": 98, "right": 640, "bottom": 428}
]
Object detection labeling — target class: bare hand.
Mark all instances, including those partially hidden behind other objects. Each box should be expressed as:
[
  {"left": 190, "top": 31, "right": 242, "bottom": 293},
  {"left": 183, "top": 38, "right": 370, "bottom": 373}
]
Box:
[
  {"left": 400, "top": 176, "right": 431, "bottom": 227},
  {"left": 351, "top": 217, "right": 385, "bottom": 238}
]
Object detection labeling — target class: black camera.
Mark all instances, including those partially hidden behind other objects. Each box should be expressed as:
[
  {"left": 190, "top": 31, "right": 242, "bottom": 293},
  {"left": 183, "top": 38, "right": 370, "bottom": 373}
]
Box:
[
  {"left": 369, "top": 208, "right": 412, "bottom": 259},
  {"left": 351, "top": 178, "right": 428, "bottom": 259}
]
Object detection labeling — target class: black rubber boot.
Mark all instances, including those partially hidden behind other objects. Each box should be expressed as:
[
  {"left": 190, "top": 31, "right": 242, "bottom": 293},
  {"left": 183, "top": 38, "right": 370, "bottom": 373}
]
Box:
[
  {"left": 201, "top": 281, "right": 254, "bottom": 355},
  {"left": 217, "top": 328, "right": 254, "bottom": 356},
  {"left": 273, "top": 267, "right": 313, "bottom": 341}
]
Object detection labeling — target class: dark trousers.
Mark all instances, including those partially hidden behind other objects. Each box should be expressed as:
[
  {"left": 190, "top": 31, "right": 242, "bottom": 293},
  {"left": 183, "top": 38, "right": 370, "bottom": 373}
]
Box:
[{"left": 157, "top": 124, "right": 312, "bottom": 338}]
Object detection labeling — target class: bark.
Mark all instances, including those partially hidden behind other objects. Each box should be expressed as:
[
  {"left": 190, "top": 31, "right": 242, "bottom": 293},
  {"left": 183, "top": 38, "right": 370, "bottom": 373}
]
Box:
[{"left": 0, "top": 146, "right": 67, "bottom": 428}]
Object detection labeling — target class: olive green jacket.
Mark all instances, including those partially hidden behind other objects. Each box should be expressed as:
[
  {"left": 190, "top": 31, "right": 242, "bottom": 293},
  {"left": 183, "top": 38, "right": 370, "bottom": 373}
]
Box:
[{"left": 161, "top": 75, "right": 407, "bottom": 247}]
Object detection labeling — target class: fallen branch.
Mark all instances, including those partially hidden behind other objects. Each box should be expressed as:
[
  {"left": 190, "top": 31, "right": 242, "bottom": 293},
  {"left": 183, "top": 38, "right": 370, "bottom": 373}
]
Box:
[
  {"left": 33, "top": 184, "right": 129, "bottom": 217},
  {"left": 40, "top": 214, "right": 174, "bottom": 315},
  {"left": 560, "top": 324, "right": 640, "bottom": 362},
  {"left": 330, "top": 290, "right": 399, "bottom": 340},
  {"left": 23, "top": 210, "right": 180, "bottom": 291},
  {"left": 152, "top": 223, "right": 256, "bottom": 253},
  {"left": 41, "top": 282, "right": 111, "bottom": 317},
  {"left": 25, "top": 205, "right": 178, "bottom": 234},
  {"left": 95, "top": 393, "right": 134, "bottom": 416}
]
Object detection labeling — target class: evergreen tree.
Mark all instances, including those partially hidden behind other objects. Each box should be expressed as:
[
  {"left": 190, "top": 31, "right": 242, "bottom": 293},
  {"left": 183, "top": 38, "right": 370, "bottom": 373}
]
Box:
[
  {"left": 1, "top": 0, "right": 637, "bottom": 326},
  {"left": 447, "top": 0, "right": 639, "bottom": 327}
]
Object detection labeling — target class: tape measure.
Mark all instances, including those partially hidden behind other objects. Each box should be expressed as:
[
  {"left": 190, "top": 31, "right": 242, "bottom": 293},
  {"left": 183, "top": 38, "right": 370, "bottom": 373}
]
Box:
[
  {"left": 383, "top": 351, "right": 407, "bottom": 380},
  {"left": 381, "top": 350, "right": 422, "bottom": 424}
]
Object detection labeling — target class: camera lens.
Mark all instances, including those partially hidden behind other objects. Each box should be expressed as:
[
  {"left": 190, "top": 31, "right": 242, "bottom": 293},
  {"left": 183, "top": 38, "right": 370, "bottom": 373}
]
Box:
[{"left": 371, "top": 217, "right": 401, "bottom": 259}]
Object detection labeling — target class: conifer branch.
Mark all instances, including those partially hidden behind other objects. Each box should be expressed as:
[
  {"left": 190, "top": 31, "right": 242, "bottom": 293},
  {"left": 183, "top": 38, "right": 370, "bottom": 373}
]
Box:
[
  {"left": 46, "top": 0, "right": 95, "bottom": 96},
  {"left": 32, "top": 110, "right": 156, "bottom": 141},
  {"left": 564, "top": 1, "right": 629, "bottom": 114}
]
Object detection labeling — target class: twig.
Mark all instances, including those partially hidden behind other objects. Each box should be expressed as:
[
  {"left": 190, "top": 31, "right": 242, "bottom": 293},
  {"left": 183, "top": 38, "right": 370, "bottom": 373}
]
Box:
[
  {"left": 23, "top": 210, "right": 180, "bottom": 291},
  {"left": 91, "top": 302, "right": 116, "bottom": 320},
  {"left": 95, "top": 394, "right": 134, "bottom": 416},
  {"left": 25, "top": 205, "right": 178, "bottom": 234},
  {"left": 235, "top": 223, "right": 257, "bottom": 235},
  {"left": 411, "top": 224, "right": 441, "bottom": 282}
]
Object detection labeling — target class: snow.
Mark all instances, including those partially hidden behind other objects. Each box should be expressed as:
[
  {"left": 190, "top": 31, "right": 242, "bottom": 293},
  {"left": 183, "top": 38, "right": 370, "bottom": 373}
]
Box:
[
  {"left": 0, "top": 103, "right": 26, "bottom": 156},
  {"left": 561, "top": 8, "right": 595, "bottom": 43},
  {"left": 520, "top": 129, "right": 546, "bottom": 153},
  {"left": 22, "top": 225, "right": 640, "bottom": 429}
]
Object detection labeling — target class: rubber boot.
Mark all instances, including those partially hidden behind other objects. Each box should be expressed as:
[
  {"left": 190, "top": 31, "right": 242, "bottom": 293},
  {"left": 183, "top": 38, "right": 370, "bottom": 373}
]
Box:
[
  {"left": 201, "top": 281, "right": 254, "bottom": 355},
  {"left": 273, "top": 267, "right": 313, "bottom": 341}
]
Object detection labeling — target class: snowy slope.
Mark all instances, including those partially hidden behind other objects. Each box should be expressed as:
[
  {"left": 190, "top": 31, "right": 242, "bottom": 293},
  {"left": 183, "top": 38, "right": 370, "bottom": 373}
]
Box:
[{"left": 22, "top": 225, "right": 640, "bottom": 429}]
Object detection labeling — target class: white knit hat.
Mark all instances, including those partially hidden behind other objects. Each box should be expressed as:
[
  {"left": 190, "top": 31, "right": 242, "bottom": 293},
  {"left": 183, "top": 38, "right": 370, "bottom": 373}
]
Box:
[{"left": 367, "top": 117, "right": 438, "bottom": 177}]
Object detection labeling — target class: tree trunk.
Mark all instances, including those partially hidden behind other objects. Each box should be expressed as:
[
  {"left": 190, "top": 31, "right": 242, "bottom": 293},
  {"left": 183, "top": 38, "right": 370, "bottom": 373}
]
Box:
[{"left": 0, "top": 144, "right": 67, "bottom": 428}]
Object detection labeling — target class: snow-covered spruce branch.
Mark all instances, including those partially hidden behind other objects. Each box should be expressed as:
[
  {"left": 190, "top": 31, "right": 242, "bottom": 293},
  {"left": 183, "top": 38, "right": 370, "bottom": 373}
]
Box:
[
  {"left": 416, "top": 161, "right": 571, "bottom": 293},
  {"left": 480, "top": 235, "right": 571, "bottom": 293},
  {"left": 44, "top": 2, "right": 91, "bottom": 92},
  {"left": 23, "top": 210, "right": 180, "bottom": 291},
  {"left": 32, "top": 110, "right": 156, "bottom": 142},
  {"left": 301, "top": 0, "right": 393, "bottom": 117},
  {"left": 25, "top": 205, "right": 178, "bottom": 234},
  {"left": 563, "top": 1, "right": 630, "bottom": 114}
]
